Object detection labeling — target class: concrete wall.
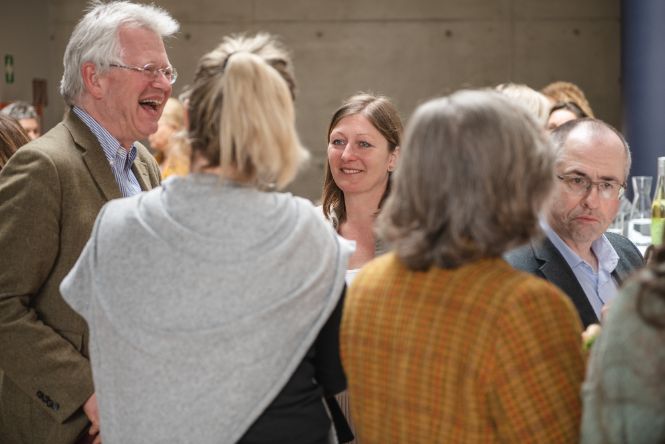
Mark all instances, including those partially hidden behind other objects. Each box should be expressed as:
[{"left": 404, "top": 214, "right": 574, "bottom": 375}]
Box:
[
  {"left": 0, "top": 0, "right": 620, "bottom": 200},
  {"left": 0, "top": 0, "right": 53, "bottom": 123}
]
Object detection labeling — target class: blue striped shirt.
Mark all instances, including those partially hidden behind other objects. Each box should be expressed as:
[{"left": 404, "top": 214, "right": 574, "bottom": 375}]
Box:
[{"left": 73, "top": 107, "right": 142, "bottom": 197}]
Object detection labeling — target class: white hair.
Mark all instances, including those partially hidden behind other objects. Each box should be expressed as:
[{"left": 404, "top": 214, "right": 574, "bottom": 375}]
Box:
[
  {"left": 496, "top": 83, "right": 552, "bottom": 127},
  {"left": 60, "top": 1, "right": 179, "bottom": 105}
]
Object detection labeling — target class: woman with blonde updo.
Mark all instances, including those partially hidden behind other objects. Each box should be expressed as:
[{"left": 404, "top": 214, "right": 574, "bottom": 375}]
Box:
[{"left": 61, "top": 33, "right": 351, "bottom": 444}]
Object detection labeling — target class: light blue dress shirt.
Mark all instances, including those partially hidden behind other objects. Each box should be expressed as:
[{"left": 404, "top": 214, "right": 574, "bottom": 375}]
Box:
[
  {"left": 543, "top": 221, "right": 619, "bottom": 319},
  {"left": 73, "top": 106, "right": 142, "bottom": 197}
]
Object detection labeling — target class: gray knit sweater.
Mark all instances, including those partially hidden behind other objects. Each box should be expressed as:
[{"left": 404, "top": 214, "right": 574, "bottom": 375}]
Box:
[{"left": 61, "top": 173, "right": 351, "bottom": 444}]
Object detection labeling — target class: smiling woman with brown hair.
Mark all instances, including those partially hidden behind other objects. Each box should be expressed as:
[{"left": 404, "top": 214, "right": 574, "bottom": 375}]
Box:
[
  {"left": 321, "top": 93, "right": 403, "bottom": 282},
  {"left": 320, "top": 93, "right": 403, "bottom": 443},
  {"left": 148, "top": 97, "right": 188, "bottom": 178}
]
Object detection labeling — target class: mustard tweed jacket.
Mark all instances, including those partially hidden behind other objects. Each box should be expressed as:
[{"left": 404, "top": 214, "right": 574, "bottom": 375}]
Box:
[
  {"left": 341, "top": 253, "right": 585, "bottom": 444},
  {"left": 0, "top": 109, "right": 161, "bottom": 443}
]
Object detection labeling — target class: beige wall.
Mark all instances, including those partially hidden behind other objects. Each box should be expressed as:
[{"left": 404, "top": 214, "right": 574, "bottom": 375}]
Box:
[{"left": 0, "top": 0, "right": 620, "bottom": 200}]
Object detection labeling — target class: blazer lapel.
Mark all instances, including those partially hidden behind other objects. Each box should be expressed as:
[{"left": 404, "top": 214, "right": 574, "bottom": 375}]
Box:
[
  {"left": 533, "top": 238, "right": 599, "bottom": 327},
  {"left": 64, "top": 109, "right": 122, "bottom": 202},
  {"left": 612, "top": 256, "right": 632, "bottom": 286},
  {"left": 131, "top": 154, "right": 152, "bottom": 191}
]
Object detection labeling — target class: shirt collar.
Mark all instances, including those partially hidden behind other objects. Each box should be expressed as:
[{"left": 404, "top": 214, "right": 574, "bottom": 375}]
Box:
[
  {"left": 541, "top": 219, "right": 619, "bottom": 273},
  {"left": 590, "top": 232, "right": 620, "bottom": 273},
  {"left": 72, "top": 106, "right": 137, "bottom": 167}
]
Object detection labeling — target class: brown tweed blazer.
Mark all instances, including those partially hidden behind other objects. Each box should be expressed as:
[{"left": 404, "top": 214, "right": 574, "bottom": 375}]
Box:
[
  {"left": 341, "top": 253, "right": 585, "bottom": 444},
  {"left": 0, "top": 109, "right": 161, "bottom": 444}
]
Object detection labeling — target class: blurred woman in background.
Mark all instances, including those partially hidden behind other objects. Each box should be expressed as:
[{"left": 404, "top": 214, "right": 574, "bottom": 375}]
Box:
[
  {"left": 0, "top": 114, "right": 30, "bottom": 171},
  {"left": 546, "top": 100, "right": 588, "bottom": 131},
  {"left": 148, "top": 97, "right": 189, "bottom": 178},
  {"left": 496, "top": 82, "right": 551, "bottom": 127},
  {"left": 541, "top": 80, "right": 595, "bottom": 118}
]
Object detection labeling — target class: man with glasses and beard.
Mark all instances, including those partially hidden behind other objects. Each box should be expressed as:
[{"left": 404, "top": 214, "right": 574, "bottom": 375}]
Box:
[{"left": 506, "top": 118, "right": 644, "bottom": 329}]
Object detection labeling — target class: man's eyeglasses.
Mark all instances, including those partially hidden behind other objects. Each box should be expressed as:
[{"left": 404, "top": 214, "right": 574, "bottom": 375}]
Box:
[
  {"left": 557, "top": 174, "right": 625, "bottom": 200},
  {"left": 109, "top": 63, "right": 178, "bottom": 85}
]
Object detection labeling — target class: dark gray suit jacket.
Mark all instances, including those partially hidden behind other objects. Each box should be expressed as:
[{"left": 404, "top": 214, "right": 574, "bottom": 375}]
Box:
[{"left": 504, "top": 232, "right": 644, "bottom": 329}]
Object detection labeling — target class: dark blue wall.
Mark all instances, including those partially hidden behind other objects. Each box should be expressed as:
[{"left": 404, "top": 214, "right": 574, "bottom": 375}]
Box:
[{"left": 622, "top": 0, "right": 665, "bottom": 195}]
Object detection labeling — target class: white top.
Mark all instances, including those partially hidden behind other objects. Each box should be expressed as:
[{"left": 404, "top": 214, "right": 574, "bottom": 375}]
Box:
[{"left": 345, "top": 268, "right": 361, "bottom": 286}]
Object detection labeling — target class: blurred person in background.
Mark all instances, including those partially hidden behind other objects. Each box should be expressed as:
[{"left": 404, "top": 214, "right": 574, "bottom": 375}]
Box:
[
  {"left": 496, "top": 82, "right": 551, "bottom": 127},
  {"left": 61, "top": 33, "right": 351, "bottom": 444},
  {"left": 341, "top": 90, "right": 585, "bottom": 443},
  {"left": 581, "top": 244, "right": 665, "bottom": 443},
  {"left": 541, "top": 80, "right": 595, "bottom": 118},
  {"left": 547, "top": 100, "right": 588, "bottom": 131},
  {"left": 1, "top": 100, "right": 41, "bottom": 140},
  {"left": 148, "top": 96, "right": 189, "bottom": 178},
  {"left": 0, "top": 114, "right": 30, "bottom": 171}
]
